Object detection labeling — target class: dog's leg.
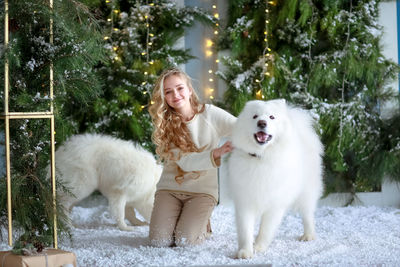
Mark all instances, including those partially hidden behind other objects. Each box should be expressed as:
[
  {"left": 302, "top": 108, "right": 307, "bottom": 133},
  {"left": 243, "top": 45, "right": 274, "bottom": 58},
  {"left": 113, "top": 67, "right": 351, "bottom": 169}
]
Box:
[
  {"left": 125, "top": 205, "right": 148, "bottom": 226},
  {"left": 108, "top": 195, "right": 135, "bottom": 231},
  {"left": 235, "top": 205, "right": 256, "bottom": 259},
  {"left": 298, "top": 202, "right": 316, "bottom": 241},
  {"left": 254, "top": 208, "right": 285, "bottom": 253}
]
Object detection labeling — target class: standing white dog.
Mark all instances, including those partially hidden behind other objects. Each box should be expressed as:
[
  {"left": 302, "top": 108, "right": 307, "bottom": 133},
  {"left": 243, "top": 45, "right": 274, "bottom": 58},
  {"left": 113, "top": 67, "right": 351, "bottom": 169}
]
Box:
[
  {"left": 228, "top": 99, "right": 323, "bottom": 259},
  {"left": 54, "top": 134, "right": 162, "bottom": 231}
]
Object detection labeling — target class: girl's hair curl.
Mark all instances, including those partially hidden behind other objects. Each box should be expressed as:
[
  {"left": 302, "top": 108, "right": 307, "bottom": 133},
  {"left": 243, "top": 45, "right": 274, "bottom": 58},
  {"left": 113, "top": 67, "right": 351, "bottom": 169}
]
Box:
[{"left": 149, "top": 67, "right": 205, "bottom": 161}]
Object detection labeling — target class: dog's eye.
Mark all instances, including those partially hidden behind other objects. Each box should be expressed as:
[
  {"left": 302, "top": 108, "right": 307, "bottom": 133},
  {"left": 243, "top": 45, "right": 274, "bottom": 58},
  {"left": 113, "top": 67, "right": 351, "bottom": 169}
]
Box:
[
  {"left": 253, "top": 115, "right": 258, "bottom": 119},
  {"left": 269, "top": 115, "right": 275, "bottom": 120}
]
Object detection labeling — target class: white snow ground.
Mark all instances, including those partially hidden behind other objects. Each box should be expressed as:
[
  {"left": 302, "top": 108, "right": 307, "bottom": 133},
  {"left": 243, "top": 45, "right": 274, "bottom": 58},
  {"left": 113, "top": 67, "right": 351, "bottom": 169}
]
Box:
[{"left": 1, "top": 194, "right": 400, "bottom": 266}]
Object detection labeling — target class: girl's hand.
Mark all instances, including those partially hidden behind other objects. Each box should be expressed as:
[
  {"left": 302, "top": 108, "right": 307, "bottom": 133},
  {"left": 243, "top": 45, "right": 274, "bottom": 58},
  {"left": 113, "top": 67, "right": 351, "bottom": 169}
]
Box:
[{"left": 212, "top": 141, "right": 234, "bottom": 162}]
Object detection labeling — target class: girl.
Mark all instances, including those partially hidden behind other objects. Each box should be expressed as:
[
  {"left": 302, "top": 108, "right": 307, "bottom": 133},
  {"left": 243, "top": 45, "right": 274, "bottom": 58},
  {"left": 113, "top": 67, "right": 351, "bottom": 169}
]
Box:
[{"left": 148, "top": 67, "right": 236, "bottom": 247}]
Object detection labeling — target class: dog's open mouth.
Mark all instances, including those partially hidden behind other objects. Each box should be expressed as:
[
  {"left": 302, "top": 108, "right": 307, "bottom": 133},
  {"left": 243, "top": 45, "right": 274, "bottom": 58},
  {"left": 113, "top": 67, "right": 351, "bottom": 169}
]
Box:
[{"left": 254, "top": 131, "right": 272, "bottom": 144}]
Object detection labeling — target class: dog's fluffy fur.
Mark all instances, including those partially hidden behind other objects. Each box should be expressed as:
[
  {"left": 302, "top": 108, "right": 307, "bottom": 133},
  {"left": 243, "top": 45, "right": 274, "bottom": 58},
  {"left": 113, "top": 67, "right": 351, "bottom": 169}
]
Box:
[
  {"left": 53, "top": 134, "right": 162, "bottom": 231},
  {"left": 228, "top": 99, "right": 323, "bottom": 259}
]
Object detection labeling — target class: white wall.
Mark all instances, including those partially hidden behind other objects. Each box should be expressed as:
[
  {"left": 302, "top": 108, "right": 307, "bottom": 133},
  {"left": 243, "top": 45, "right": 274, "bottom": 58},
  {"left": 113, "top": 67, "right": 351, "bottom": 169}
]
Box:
[{"left": 379, "top": 1, "right": 399, "bottom": 118}]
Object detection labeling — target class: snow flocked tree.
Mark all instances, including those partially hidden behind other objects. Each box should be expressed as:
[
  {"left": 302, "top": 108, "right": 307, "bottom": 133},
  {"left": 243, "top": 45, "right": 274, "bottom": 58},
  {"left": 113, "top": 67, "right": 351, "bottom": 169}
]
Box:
[
  {"left": 0, "top": 0, "right": 106, "bottom": 252},
  {"left": 79, "top": 0, "right": 214, "bottom": 151},
  {"left": 217, "top": 0, "right": 400, "bottom": 196}
]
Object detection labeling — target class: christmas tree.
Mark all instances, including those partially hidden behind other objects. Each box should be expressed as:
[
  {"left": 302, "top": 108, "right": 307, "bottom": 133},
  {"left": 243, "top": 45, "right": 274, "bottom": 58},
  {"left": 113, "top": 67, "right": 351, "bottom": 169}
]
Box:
[
  {"left": 0, "top": 0, "right": 106, "bottom": 250},
  {"left": 217, "top": 0, "right": 400, "bottom": 196},
  {"left": 78, "top": 0, "right": 214, "bottom": 151}
]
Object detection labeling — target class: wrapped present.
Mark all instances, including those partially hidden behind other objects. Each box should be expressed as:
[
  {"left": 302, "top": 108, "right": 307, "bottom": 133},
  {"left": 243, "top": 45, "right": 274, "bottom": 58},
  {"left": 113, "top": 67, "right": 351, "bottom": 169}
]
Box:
[{"left": 0, "top": 249, "right": 76, "bottom": 267}]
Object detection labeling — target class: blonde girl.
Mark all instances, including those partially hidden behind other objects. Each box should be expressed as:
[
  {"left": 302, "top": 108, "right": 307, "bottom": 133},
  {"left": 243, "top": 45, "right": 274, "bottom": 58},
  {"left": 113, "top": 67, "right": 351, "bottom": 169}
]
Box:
[{"left": 148, "top": 67, "right": 236, "bottom": 247}]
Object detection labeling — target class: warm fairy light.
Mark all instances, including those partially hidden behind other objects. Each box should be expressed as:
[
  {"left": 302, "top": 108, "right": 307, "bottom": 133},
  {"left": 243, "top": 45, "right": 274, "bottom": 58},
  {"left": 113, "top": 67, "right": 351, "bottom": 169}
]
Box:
[
  {"left": 151, "top": 101, "right": 155, "bottom": 105},
  {"left": 204, "top": 1, "right": 220, "bottom": 101},
  {"left": 255, "top": 0, "right": 274, "bottom": 92},
  {"left": 113, "top": 28, "right": 119, "bottom": 32},
  {"left": 113, "top": 9, "right": 119, "bottom": 14},
  {"left": 104, "top": 36, "right": 110, "bottom": 40},
  {"left": 107, "top": 18, "right": 112, "bottom": 22},
  {"left": 256, "top": 90, "right": 265, "bottom": 100},
  {"left": 113, "top": 46, "right": 118, "bottom": 51},
  {"left": 141, "top": 52, "right": 146, "bottom": 55}
]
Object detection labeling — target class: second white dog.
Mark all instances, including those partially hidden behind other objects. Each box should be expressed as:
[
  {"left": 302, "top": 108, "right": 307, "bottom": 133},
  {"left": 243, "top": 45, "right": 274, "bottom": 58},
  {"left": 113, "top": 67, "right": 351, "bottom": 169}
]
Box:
[
  {"left": 54, "top": 133, "right": 162, "bottom": 231},
  {"left": 228, "top": 99, "right": 324, "bottom": 259}
]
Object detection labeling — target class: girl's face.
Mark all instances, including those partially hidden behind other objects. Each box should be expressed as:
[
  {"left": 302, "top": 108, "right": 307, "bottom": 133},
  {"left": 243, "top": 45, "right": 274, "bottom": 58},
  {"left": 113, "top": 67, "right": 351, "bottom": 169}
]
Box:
[{"left": 163, "top": 74, "right": 193, "bottom": 115}]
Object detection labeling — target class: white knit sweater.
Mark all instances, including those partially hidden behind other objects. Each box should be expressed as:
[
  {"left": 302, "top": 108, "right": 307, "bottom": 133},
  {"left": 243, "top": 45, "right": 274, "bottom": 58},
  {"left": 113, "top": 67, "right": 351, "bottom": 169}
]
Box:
[{"left": 156, "top": 104, "right": 236, "bottom": 201}]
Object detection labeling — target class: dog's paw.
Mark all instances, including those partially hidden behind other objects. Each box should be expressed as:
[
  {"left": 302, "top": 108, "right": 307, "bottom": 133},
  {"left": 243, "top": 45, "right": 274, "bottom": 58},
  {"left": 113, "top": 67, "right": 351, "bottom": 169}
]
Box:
[
  {"left": 236, "top": 248, "right": 253, "bottom": 259},
  {"left": 299, "top": 233, "right": 315, "bottom": 241},
  {"left": 118, "top": 224, "right": 136, "bottom": 231},
  {"left": 254, "top": 242, "right": 268, "bottom": 253}
]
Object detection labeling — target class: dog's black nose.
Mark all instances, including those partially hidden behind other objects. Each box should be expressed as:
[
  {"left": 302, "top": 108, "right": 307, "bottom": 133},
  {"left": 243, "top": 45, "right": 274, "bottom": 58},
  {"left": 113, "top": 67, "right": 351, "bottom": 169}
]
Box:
[{"left": 257, "top": 120, "right": 267, "bottom": 128}]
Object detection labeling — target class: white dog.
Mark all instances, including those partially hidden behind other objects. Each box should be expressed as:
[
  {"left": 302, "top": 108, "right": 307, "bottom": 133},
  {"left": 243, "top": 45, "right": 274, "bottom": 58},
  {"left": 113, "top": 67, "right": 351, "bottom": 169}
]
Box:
[
  {"left": 53, "top": 133, "right": 162, "bottom": 231},
  {"left": 228, "top": 99, "right": 323, "bottom": 259}
]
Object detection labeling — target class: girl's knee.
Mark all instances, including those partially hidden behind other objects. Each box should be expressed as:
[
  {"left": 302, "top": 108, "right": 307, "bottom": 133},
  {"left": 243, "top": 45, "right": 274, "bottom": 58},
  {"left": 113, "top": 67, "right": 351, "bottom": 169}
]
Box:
[{"left": 175, "top": 231, "right": 205, "bottom": 247}]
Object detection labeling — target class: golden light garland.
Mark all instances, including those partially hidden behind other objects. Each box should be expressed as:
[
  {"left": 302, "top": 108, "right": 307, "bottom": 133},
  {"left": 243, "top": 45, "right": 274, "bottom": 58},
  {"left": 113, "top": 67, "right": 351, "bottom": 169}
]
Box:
[
  {"left": 257, "top": 0, "right": 276, "bottom": 99},
  {"left": 205, "top": 1, "right": 219, "bottom": 100}
]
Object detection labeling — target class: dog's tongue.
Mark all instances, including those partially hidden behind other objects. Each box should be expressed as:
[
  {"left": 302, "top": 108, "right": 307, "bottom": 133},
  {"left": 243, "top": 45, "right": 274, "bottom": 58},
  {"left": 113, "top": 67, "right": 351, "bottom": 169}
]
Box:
[{"left": 256, "top": 131, "right": 268, "bottom": 143}]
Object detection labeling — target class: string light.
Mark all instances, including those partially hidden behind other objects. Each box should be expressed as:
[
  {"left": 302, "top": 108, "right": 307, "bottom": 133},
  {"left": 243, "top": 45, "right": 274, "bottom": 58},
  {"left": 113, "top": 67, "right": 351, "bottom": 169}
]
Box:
[
  {"left": 256, "top": 0, "right": 275, "bottom": 99},
  {"left": 204, "top": 1, "right": 220, "bottom": 100},
  {"left": 139, "top": 0, "right": 156, "bottom": 110}
]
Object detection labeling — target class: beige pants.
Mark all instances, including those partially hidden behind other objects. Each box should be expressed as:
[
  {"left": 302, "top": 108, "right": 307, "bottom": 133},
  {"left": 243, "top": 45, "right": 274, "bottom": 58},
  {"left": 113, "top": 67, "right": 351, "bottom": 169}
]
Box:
[{"left": 149, "top": 190, "right": 216, "bottom": 247}]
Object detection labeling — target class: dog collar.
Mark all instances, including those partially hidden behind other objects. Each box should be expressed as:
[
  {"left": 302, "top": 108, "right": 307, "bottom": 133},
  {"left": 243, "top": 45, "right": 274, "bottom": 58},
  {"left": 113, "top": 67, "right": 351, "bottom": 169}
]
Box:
[{"left": 248, "top": 152, "right": 261, "bottom": 158}]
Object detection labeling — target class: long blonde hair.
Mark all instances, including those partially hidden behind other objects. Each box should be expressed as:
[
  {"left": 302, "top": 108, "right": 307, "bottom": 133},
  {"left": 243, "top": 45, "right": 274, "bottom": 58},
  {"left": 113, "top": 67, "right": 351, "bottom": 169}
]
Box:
[{"left": 149, "top": 67, "right": 205, "bottom": 161}]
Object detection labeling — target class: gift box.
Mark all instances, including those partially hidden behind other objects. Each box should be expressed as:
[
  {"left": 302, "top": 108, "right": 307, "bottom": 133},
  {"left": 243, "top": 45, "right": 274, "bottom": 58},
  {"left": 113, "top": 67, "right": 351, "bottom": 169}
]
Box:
[{"left": 0, "top": 249, "right": 76, "bottom": 267}]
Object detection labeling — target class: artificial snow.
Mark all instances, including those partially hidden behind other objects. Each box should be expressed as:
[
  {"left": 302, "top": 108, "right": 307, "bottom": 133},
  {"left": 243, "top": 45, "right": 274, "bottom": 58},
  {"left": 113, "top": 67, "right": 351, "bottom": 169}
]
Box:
[{"left": 1, "top": 194, "right": 399, "bottom": 266}]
